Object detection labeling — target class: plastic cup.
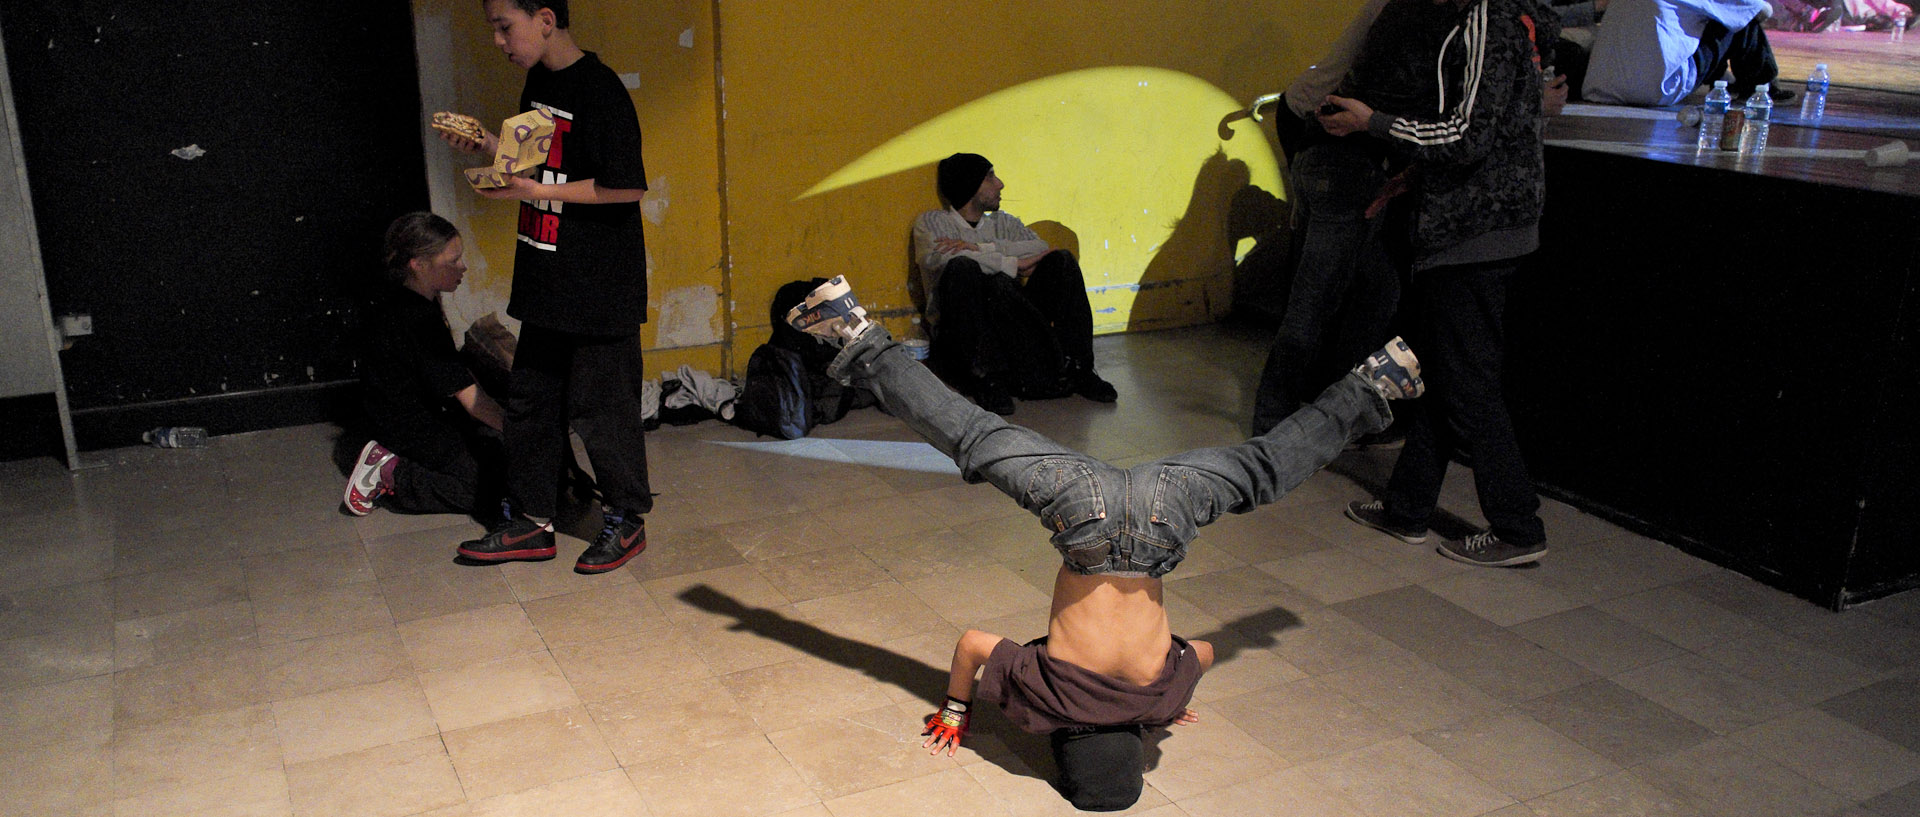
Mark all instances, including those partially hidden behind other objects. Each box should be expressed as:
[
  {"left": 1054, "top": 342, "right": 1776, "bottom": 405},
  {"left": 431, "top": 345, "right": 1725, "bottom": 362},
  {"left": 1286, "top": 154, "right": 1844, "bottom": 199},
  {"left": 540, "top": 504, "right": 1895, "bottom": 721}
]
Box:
[{"left": 1865, "top": 141, "right": 1911, "bottom": 167}]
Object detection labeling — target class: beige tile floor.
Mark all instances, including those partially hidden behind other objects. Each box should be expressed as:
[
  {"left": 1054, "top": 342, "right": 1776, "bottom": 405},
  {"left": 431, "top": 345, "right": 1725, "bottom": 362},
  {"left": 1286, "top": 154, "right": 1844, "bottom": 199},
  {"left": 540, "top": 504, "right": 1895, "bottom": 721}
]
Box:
[{"left": 4, "top": 323, "right": 1920, "bottom": 817}]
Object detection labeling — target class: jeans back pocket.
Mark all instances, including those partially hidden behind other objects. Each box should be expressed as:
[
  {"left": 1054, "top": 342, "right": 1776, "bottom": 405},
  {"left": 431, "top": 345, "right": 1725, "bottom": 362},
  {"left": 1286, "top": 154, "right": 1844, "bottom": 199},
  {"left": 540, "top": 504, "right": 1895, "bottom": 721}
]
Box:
[
  {"left": 1021, "top": 458, "right": 1106, "bottom": 533},
  {"left": 1147, "top": 465, "right": 1217, "bottom": 547}
]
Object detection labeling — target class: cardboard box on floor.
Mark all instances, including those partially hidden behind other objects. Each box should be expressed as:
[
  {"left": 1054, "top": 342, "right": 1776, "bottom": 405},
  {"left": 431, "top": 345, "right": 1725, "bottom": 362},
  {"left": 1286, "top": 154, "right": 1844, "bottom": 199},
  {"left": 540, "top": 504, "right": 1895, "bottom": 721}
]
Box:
[{"left": 464, "top": 108, "right": 556, "bottom": 190}]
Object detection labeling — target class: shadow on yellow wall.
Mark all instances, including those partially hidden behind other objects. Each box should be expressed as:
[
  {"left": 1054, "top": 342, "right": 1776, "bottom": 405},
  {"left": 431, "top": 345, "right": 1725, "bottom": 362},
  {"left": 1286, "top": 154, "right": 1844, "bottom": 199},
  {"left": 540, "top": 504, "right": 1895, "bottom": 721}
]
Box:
[
  {"left": 417, "top": 0, "right": 1360, "bottom": 377},
  {"left": 1127, "top": 149, "right": 1292, "bottom": 332},
  {"left": 793, "top": 66, "right": 1283, "bottom": 335}
]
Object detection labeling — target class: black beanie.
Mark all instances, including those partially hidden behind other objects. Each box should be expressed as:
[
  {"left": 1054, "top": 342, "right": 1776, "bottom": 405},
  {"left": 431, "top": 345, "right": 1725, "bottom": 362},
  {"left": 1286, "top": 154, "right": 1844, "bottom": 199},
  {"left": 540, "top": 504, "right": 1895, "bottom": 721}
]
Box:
[
  {"left": 937, "top": 153, "right": 993, "bottom": 209},
  {"left": 1051, "top": 726, "right": 1145, "bottom": 812}
]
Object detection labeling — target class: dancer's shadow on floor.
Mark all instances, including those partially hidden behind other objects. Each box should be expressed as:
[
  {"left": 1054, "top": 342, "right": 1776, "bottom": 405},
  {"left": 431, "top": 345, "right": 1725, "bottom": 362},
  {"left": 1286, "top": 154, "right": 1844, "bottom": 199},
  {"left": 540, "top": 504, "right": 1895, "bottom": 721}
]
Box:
[{"left": 676, "top": 584, "right": 1311, "bottom": 781}]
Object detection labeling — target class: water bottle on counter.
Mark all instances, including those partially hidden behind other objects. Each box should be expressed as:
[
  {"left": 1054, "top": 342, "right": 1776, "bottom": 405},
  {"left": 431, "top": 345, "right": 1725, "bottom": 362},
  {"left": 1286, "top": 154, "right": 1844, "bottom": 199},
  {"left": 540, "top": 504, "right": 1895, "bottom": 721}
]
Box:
[
  {"left": 1698, "top": 80, "right": 1731, "bottom": 151},
  {"left": 1738, "top": 84, "right": 1773, "bottom": 156},
  {"left": 1800, "top": 63, "right": 1829, "bottom": 122},
  {"left": 143, "top": 426, "right": 209, "bottom": 448}
]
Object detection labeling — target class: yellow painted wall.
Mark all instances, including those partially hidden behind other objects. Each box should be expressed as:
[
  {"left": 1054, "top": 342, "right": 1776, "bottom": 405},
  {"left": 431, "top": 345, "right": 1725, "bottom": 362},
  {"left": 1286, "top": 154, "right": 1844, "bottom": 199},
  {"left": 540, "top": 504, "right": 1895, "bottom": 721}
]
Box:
[
  {"left": 416, "top": 0, "right": 1359, "bottom": 378},
  {"left": 414, "top": 0, "right": 726, "bottom": 378},
  {"left": 719, "top": 0, "right": 1356, "bottom": 348}
]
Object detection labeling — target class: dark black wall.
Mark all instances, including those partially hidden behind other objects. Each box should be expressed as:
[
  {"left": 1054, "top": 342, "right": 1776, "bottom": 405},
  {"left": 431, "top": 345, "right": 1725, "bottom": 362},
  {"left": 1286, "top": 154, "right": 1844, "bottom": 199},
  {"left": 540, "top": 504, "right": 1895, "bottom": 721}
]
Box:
[
  {"left": 1511, "top": 148, "right": 1920, "bottom": 609},
  {"left": 0, "top": 2, "right": 427, "bottom": 445}
]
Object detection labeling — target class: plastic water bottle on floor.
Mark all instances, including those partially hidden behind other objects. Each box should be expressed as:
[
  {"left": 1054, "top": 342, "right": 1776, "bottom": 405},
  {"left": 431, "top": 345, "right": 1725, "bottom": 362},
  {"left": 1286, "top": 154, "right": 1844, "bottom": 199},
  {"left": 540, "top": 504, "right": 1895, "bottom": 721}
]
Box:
[
  {"left": 1800, "top": 64, "right": 1829, "bottom": 122},
  {"left": 1738, "top": 84, "right": 1773, "bottom": 156},
  {"left": 144, "top": 426, "right": 209, "bottom": 448},
  {"left": 1698, "top": 81, "right": 1731, "bottom": 151}
]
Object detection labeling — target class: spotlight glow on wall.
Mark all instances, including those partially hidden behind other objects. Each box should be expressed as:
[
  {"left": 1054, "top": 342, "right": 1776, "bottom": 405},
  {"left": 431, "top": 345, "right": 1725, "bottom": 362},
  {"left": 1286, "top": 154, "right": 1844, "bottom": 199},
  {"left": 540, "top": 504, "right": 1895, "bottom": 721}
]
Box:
[{"left": 798, "top": 66, "right": 1284, "bottom": 329}]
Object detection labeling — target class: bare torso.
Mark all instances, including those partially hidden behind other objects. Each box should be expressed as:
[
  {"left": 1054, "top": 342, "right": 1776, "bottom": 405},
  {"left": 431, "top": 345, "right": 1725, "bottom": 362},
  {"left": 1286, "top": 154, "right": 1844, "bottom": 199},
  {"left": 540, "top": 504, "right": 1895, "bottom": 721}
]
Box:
[{"left": 1044, "top": 564, "right": 1174, "bottom": 686}]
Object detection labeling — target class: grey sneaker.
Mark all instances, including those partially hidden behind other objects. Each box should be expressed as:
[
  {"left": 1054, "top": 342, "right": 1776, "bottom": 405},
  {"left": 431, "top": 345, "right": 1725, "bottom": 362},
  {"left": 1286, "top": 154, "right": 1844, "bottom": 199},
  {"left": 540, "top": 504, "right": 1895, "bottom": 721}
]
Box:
[
  {"left": 1357, "top": 337, "right": 1424, "bottom": 399},
  {"left": 785, "top": 275, "right": 872, "bottom": 343},
  {"left": 1344, "top": 500, "right": 1429, "bottom": 544},
  {"left": 1438, "top": 531, "right": 1548, "bottom": 567}
]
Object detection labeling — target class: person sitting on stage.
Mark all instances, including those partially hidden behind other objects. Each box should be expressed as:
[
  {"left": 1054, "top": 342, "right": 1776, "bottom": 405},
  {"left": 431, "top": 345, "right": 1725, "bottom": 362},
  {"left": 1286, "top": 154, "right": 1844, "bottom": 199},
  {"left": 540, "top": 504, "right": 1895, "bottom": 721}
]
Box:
[
  {"left": 345, "top": 212, "right": 508, "bottom": 518},
  {"left": 1582, "top": 0, "right": 1793, "bottom": 107},
  {"left": 784, "top": 275, "right": 1423, "bottom": 811}
]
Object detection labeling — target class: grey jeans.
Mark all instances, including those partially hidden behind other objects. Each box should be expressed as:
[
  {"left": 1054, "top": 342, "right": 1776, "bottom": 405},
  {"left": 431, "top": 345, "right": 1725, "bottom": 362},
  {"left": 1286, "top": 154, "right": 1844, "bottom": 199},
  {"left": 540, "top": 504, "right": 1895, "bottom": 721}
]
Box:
[{"left": 831, "top": 328, "right": 1393, "bottom": 578}]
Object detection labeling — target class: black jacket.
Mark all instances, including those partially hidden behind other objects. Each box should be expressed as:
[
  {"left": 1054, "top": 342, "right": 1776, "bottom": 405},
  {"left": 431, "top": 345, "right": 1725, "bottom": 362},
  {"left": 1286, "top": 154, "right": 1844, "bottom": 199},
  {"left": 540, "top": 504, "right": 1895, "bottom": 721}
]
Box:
[{"left": 1362, "top": 0, "right": 1559, "bottom": 263}]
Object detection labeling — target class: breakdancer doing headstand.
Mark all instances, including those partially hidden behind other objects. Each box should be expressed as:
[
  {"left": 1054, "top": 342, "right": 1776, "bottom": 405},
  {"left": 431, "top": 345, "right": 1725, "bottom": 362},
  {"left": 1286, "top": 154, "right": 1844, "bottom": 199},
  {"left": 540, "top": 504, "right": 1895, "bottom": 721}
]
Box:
[{"left": 785, "top": 276, "right": 1423, "bottom": 811}]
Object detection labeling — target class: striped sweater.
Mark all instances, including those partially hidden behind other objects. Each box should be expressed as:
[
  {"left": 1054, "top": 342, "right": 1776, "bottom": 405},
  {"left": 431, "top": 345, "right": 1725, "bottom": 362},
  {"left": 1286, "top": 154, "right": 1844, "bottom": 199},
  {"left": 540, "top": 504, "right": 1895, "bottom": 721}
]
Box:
[{"left": 911, "top": 208, "right": 1051, "bottom": 325}]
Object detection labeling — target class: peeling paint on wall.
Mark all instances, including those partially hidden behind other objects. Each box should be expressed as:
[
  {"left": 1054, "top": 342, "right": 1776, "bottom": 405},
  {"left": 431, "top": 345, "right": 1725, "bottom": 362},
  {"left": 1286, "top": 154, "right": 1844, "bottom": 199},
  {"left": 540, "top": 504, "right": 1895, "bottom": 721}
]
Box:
[
  {"left": 642, "top": 174, "right": 669, "bottom": 225},
  {"left": 655, "top": 284, "right": 720, "bottom": 349}
]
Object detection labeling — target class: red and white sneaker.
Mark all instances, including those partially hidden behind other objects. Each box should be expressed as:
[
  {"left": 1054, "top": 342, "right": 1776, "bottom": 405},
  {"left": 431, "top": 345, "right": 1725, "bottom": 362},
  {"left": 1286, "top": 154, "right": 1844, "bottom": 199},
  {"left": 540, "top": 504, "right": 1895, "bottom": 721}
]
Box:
[{"left": 343, "top": 440, "right": 397, "bottom": 516}]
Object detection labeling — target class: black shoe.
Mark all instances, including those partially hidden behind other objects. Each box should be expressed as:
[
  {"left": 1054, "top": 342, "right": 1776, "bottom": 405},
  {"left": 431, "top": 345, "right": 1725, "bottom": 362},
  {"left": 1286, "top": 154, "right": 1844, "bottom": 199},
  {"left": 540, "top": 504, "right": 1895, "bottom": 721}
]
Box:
[
  {"left": 457, "top": 502, "right": 557, "bottom": 563},
  {"left": 1016, "top": 374, "right": 1075, "bottom": 400},
  {"left": 575, "top": 507, "right": 646, "bottom": 574},
  {"left": 1437, "top": 531, "right": 1548, "bottom": 567},
  {"left": 1344, "top": 500, "right": 1429, "bottom": 545},
  {"left": 1072, "top": 369, "right": 1118, "bottom": 403},
  {"left": 975, "top": 382, "right": 1015, "bottom": 415}
]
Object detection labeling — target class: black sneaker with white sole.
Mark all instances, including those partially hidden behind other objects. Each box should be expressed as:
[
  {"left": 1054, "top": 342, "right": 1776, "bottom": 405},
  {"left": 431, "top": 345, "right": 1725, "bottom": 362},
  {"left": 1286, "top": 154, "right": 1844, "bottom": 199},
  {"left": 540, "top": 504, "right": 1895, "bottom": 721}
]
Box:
[
  {"left": 1437, "top": 531, "right": 1548, "bottom": 567},
  {"left": 1344, "top": 500, "right": 1430, "bottom": 545}
]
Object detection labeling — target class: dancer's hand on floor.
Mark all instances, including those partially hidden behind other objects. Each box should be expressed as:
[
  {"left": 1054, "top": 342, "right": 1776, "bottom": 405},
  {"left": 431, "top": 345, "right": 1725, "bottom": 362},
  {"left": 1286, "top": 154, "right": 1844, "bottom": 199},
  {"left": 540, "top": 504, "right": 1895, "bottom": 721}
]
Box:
[{"left": 922, "top": 697, "right": 971, "bottom": 756}]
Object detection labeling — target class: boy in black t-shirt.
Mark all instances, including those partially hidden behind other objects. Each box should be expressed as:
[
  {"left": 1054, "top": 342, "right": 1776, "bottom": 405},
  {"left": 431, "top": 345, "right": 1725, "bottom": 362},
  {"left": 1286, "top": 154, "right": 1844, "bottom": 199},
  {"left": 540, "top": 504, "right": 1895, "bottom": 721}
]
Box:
[{"left": 438, "top": 0, "right": 653, "bottom": 575}]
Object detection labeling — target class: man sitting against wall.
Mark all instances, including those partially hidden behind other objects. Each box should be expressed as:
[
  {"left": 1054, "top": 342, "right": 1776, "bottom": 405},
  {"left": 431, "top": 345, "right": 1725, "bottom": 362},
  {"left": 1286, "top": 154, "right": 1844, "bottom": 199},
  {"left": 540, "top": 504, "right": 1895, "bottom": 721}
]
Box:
[{"left": 911, "top": 153, "right": 1117, "bottom": 416}]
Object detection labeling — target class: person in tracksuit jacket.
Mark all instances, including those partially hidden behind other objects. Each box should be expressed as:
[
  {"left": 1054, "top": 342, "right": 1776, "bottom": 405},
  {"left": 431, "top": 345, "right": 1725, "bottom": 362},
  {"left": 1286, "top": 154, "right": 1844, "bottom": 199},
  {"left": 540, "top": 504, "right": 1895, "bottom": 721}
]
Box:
[{"left": 1320, "top": 0, "right": 1562, "bottom": 568}]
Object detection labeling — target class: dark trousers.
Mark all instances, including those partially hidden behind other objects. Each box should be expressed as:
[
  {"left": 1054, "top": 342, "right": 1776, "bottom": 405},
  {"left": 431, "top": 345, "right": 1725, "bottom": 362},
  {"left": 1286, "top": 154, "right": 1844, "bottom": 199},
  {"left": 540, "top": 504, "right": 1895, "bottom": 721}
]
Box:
[
  {"left": 505, "top": 323, "right": 652, "bottom": 519},
  {"left": 387, "top": 433, "right": 504, "bottom": 516},
  {"left": 1694, "top": 16, "right": 1778, "bottom": 92},
  {"left": 1381, "top": 260, "right": 1545, "bottom": 546},
  {"left": 930, "top": 251, "right": 1095, "bottom": 392},
  {"left": 1251, "top": 140, "right": 1401, "bottom": 433}
]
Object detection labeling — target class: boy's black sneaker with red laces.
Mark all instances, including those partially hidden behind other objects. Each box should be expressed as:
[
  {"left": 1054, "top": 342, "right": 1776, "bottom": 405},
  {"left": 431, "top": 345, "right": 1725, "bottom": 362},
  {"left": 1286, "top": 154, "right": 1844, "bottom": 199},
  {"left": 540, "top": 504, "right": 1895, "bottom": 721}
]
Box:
[
  {"left": 457, "top": 501, "right": 557, "bottom": 563},
  {"left": 575, "top": 507, "right": 646, "bottom": 574}
]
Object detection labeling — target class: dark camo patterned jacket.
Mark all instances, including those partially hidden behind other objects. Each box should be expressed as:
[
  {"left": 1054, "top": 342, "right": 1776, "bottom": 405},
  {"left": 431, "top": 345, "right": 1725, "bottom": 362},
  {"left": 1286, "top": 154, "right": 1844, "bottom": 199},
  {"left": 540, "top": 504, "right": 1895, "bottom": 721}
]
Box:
[{"left": 1362, "top": 0, "right": 1560, "bottom": 264}]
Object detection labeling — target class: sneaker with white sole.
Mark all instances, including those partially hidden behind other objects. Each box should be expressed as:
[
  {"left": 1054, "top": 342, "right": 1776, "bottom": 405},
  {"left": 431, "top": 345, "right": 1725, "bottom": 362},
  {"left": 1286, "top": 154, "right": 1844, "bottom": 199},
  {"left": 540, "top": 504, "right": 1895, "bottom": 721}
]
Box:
[
  {"left": 343, "top": 440, "right": 397, "bottom": 516},
  {"left": 1344, "top": 500, "right": 1429, "bottom": 544},
  {"left": 1438, "top": 531, "right": 1548, "bottom": 567},
  {"left": 785, "top": 275, "right": 873, "bottom": 342},
  {"left": 1357, "top": 337, "right": 1424, "bottom": 400}
]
